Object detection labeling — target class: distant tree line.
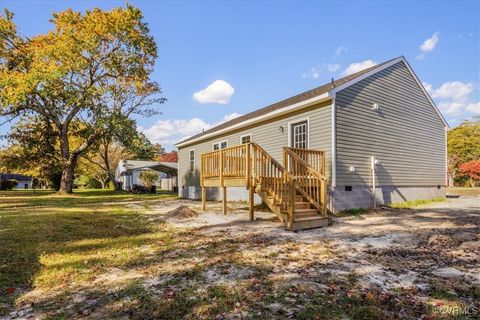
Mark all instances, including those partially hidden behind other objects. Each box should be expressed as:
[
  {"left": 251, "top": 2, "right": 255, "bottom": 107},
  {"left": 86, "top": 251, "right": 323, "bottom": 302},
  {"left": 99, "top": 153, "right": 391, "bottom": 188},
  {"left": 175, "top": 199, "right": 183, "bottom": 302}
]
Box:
[{"left": 448, "top": 117, "right": 480, "bottom": 187}]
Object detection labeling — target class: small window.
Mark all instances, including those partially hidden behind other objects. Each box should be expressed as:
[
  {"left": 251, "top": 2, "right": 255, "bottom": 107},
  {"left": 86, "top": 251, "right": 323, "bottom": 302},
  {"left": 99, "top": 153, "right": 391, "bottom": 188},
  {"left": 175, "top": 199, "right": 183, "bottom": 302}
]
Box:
[
  {"left": 213, "top": 141, "right": 227, "bottom": 150},
  {"left": 189, "top": 150, "right": 195, "bottom": 172},
  {"left": 345, "top": 186, "right": 353, "bottom": 192},
  {"left": 240, "top": 135, "right": 251, "bottom": 144}
]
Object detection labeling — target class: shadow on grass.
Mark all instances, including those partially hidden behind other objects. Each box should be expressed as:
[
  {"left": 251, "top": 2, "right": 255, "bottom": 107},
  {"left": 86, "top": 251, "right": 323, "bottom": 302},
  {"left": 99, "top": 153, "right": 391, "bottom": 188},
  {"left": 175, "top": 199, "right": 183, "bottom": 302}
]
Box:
[{"left": 0, "top": 190, "right": 179, "bottom": 316}]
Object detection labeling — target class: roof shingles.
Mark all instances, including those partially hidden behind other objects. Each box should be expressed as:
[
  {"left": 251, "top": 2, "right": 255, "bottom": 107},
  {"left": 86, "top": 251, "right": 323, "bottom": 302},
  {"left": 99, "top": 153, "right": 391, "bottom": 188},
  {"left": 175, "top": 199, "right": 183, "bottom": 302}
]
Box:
[{"left": 176, "top": 57, "right": 399, "bottom": 146}]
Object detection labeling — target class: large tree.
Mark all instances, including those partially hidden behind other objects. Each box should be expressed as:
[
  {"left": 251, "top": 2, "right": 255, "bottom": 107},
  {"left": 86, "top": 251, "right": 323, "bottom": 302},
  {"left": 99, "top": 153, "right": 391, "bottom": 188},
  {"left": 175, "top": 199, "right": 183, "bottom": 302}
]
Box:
[
  {"left": 447, "top": 117, "right": 480, "bottom": 184},
  {"left": 0, "top": 6, "right": 165, "bottom": 193}
]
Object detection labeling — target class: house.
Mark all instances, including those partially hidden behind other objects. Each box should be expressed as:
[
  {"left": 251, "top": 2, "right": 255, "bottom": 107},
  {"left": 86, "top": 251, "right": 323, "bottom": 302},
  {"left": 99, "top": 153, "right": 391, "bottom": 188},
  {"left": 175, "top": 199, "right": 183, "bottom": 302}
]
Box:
[
  {"left": 174, "top": 56, "right": 448, "bottom": 230},
  {"left": 0, "top": 173, "right": 33, "bottom": 189},
  {"left": 115, "top": 160, "right": 178, "bottom": 192}
]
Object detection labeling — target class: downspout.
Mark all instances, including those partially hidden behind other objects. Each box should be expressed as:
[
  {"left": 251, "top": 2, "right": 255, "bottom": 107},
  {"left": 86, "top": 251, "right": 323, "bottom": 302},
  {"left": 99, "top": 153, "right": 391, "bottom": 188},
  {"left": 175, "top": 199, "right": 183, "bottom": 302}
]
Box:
[
  {"left": 371, "top": 156, "right": 376, "bottom": 208},
  {"left": 331, "top": 94, "right": 337, "bottom": 212}
]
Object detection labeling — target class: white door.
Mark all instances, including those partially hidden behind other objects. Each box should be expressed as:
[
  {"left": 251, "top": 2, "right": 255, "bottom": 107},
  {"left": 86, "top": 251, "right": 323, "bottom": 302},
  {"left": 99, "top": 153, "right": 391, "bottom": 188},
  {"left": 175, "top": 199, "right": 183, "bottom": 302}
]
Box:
[{"left": 291, "top": 120, "right": 308, "bottom": 149}]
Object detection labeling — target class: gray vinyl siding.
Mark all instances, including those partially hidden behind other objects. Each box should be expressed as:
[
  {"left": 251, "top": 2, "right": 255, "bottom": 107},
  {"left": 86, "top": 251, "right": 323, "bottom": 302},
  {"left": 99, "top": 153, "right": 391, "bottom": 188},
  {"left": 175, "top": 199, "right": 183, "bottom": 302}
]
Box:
[
  {"left": 335, "top": 61, "right": 446, "bottom": 187},
  {"left": 178, "top": 101, "right": 332, "bottom": 196}
]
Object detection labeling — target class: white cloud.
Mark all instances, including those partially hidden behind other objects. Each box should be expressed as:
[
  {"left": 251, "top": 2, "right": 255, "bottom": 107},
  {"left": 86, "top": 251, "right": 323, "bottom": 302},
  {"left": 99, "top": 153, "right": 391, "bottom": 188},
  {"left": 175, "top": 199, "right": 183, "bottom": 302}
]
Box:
[
  {"left": 422, "top": 82, "right": 433, "bottom": 94},
  {"left": 221, "top": 112, "right": 242, "bottom": 122},
  {"left": 341, "top": 60, "right": 377, "bottom": 76},
  {"left": 466, "top": 102, "right": 480, "bottom": 114},
  {"left": 334, "top": 46, "right": 347, "bottom": 58},
  {"left": 437, "top": 101, "right": 464, "bottom": 115},
  {"left": 140, "top": 113, "right": 242, "bottom": 147},
  {"left": 326, "top": 64, "right": 341, "bottom": 73},
  {"left": 193, "top": 80, "right": 234, "bottom": 104},
  {"left": 302, "top": 66, "right": 322, "bottom": 79},
  {"left": 430, "top": 81, "right": 474, "bottom": 101},
  {"left": 419, "top": 32, "right": 439, "bottom": 52},
  {"left": 426, "top": 81, "right": 479, "bottom": 116},
  {"left": 302, "top": 63, "right": 341, "bottom": 79},
  {"left": 416, "top": 53, "right": 425, "bottom": 60}
]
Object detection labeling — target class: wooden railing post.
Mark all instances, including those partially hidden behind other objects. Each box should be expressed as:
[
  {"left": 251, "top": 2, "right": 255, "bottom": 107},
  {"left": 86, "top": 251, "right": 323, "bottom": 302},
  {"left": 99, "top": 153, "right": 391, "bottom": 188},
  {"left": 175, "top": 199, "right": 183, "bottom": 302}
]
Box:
[
  {"left": 201, "top": 155, "right": 206, "bottom": 211},
  {"left": 288, "top": 178, "right": 295, "bottom": 230},
  {"left": 322, "top": 152, "right": 327, "bottom": 216}
]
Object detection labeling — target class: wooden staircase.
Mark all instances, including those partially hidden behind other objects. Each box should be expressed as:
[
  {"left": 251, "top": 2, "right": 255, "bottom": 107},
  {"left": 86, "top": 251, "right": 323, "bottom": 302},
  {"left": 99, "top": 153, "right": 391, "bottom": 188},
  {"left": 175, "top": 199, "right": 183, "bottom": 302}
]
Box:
[{"left": 201, "top": 143, "right": 328, "bottom": 231}]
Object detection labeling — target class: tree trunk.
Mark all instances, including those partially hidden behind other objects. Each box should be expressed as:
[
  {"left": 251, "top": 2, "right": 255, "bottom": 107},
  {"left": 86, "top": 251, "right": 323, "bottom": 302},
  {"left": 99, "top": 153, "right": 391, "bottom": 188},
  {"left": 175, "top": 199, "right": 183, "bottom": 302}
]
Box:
[
  {"left": 102, "top": 142, "right": 122, "bottom": 192},
  {"left": 59, "top": 164, "right": 75, "bottom": 194}
]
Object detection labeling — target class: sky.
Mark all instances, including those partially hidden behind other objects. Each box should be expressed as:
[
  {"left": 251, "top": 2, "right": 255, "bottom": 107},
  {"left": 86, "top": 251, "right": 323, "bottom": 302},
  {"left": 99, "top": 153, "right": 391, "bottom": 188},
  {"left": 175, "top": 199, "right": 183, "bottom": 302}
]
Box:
[{"left": 0, "top": 0, "right": 479, "bottom": 151}]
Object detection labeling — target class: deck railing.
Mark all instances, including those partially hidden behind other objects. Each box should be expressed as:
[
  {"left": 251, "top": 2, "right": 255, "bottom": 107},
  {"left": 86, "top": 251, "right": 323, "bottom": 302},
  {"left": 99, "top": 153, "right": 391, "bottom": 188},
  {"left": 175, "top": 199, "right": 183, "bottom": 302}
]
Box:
[
  {"left": 285, "top": 147, "right": 325, "bottom": 174},
  {"left": 200, "top": 143, "right": 327, "bottom": 226},
  {"left": 283, "top": 147, "right": 327, "bottom": 216},
  {"left": 201, "top": 143, "right": 297, "bottom": 227}
]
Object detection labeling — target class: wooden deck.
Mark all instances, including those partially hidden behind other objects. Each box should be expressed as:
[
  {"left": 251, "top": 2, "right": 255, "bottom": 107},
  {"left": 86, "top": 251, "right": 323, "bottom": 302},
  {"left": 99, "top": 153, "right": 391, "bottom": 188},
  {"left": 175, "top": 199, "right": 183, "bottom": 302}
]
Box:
[{"left": 200, "top": 143, "right": 328, "bottom": 231}]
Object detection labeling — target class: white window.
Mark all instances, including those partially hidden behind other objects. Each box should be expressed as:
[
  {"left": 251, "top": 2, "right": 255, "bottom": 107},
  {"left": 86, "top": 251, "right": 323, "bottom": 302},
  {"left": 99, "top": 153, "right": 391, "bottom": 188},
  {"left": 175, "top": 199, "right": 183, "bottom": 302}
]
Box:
[
  {"left": 213, "top": 140, "right": 228, "bottom": 150},
  {"left": 240, "top": 134, "right": 251, "bottom": 144},
  {"left": 189, "top": 149, "right": 195, "bottom": 172},
  {"left": 291, "top": 120, "right": 308, "bottom": 149}
]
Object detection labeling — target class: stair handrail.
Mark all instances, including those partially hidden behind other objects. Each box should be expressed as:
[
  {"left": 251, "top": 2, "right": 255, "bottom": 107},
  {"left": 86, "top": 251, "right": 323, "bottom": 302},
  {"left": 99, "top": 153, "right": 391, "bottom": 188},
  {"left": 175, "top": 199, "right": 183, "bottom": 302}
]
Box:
[
  {"left": 283, "top": 147, "right": 328, "bottom": 216},
  {"left": 250, "top": 142, "right": 296, "bottom": 228},
  {"left": 283, "top": 147, "right": 327, "bottom": 181}
]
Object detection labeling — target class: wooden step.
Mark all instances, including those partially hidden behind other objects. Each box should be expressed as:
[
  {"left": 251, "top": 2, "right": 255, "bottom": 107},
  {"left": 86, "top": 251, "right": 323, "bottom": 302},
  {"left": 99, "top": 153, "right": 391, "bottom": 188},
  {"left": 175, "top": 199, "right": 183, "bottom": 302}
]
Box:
[
  {"left": 281, "top": 208, "right": 318, "bottom": 216},
  {"left": 291, "top": 216, "right": 329, "bottom": 231},
  {"left": 295, "top": 201, "right": 311, "bottom": 209}
]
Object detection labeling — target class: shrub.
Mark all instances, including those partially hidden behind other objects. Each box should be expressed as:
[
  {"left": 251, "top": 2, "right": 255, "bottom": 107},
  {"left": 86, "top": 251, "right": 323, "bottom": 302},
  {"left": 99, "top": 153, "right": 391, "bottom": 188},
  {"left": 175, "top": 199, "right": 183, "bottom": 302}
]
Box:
[
  {"left": 139, "top": 170, "right": 159, "bottom": 190},
  {"left": 1, "top": 179, "right": 18, "bottom": 190},
  {"left": 459, "top": 160, "right": 480, "bottom": 187}
]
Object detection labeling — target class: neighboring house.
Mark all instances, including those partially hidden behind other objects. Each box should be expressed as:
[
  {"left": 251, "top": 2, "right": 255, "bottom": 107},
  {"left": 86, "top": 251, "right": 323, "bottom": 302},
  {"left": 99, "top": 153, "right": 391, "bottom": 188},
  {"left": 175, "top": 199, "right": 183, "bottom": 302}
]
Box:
[
  {"left": 115, "top": 160, "right": 178, "bottom": 191},
  {"left": 0, "top": 173, "right": 33, "bottom": 189},
  {"left": 175, "top": 56, "right": 448, "bottom": 228}
]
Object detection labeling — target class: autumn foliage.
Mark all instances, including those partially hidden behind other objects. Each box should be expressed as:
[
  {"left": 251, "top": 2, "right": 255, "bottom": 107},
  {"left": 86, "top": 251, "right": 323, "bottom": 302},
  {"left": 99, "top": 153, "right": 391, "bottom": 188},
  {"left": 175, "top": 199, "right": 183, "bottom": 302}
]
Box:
[
  {"left": 447, "top": 118, "right": 480, "bottom": 186},
  {"left": 156, "top": 151, "right": 178, "bottom": 163},
  {"left": 458, "top": 160, "right": 480, "bottom": 186}
]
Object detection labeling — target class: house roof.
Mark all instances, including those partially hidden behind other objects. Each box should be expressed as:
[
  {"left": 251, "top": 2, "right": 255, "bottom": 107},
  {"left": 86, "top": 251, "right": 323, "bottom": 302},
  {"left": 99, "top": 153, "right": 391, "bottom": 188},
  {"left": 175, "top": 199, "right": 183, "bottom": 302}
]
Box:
[
  {"left": 175, "top": 57, "right": 399, "bottom": 147},
  {"left": 0, "top": 173, "right": 33, "bottom": 181},
  {"left": 118, "top": 160, "right": 178, "bottom": 175}
]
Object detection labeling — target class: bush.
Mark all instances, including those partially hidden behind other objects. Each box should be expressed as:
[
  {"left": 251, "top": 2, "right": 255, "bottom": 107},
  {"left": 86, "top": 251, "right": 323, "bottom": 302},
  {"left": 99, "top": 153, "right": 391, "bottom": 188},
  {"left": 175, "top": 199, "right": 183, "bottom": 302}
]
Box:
[
  {"left": 139, "top": 170, "right": 159, "bottom": 190},
  {"left": 1, "top": 179, "right": 18, "bottom": 190}
]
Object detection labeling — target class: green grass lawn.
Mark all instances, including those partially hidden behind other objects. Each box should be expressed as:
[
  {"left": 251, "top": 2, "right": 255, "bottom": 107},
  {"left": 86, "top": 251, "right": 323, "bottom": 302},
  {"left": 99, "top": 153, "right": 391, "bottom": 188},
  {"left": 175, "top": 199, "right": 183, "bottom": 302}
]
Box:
[{"left": 0, "top": 189, "right": 177, "bottom": 316}]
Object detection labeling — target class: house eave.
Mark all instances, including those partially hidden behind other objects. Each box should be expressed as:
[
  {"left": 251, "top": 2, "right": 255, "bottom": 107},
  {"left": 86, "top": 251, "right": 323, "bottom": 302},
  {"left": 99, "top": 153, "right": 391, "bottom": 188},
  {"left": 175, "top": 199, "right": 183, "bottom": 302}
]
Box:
[{"left": 175, "top": 92, "right": 332, "bottom": 148}]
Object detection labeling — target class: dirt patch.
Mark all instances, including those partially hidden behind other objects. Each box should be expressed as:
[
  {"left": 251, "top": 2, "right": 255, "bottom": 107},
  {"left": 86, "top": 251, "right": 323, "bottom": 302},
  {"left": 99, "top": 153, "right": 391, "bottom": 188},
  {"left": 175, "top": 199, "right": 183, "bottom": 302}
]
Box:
[{"left": 163, "top": 205, "right": 199, "bottom": 220}]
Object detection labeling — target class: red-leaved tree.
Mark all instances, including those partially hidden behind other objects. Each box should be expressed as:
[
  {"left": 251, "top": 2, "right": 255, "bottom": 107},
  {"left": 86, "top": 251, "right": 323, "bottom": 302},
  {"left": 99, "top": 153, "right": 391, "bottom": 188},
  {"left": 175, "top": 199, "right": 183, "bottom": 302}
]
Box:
[
  {"left": 459, "top": 160, "right": 480, "bottom": 187},
  {"left": 157, "top": 151, "right": 178, "bottom": 163}
]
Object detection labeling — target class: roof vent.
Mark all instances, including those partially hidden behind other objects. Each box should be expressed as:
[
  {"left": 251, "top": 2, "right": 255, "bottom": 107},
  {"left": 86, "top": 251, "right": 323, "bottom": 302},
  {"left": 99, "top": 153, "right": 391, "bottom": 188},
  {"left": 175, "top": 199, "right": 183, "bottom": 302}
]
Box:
[{"left": 331, "top": 78, "right": 335, "bottom": 87}]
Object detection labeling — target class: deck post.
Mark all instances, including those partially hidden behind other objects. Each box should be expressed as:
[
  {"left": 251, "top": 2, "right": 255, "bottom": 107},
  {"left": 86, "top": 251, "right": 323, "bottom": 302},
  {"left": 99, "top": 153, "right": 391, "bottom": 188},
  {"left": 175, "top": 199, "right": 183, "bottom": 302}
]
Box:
[
  {"left": 249, "top": 184, "right": 254, "bottom": 221},
  {"left": 201, "top": 155, "right": 206, "bottom": 211},
  {"left": 288, "top": 179, "right": 295, "bottom": 230},
  {"left": 222, "top": 186, "right": 227, "bottom": 215},
  {"left": 322, "top": 152, "right": 327, "bottom": 216}
]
